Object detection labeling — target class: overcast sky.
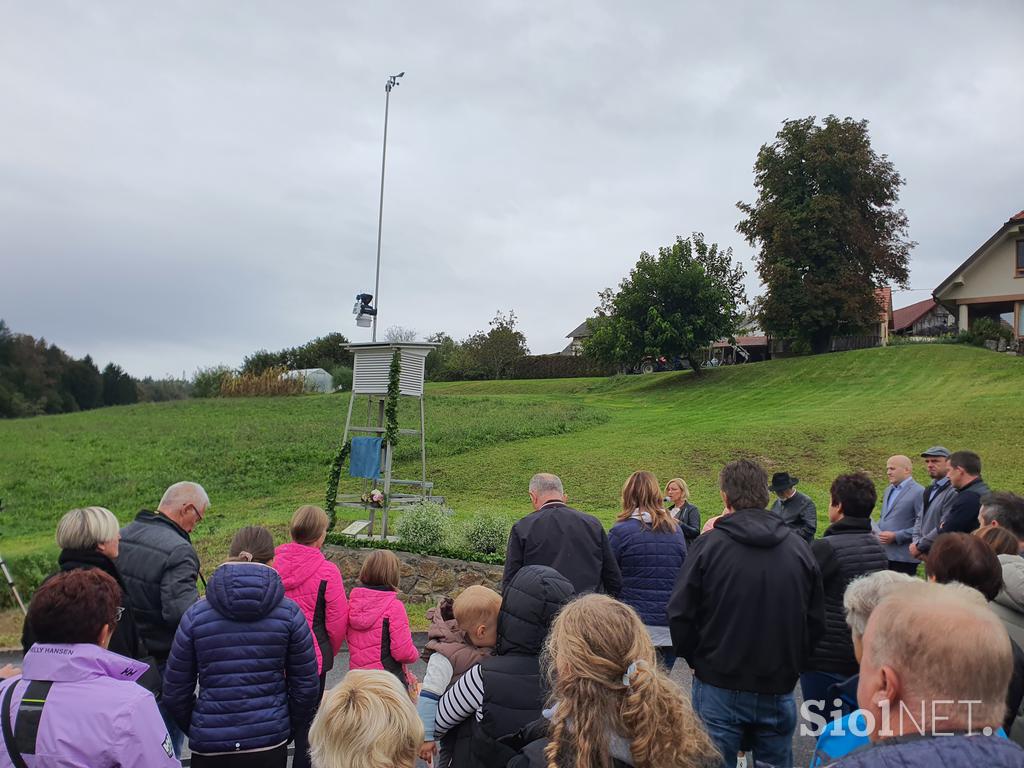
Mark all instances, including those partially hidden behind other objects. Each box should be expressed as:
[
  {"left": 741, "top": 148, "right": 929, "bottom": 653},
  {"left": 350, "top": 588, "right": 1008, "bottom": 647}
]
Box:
[{"left": 2, "top": 1, "right": 1022, "bottom": 378}]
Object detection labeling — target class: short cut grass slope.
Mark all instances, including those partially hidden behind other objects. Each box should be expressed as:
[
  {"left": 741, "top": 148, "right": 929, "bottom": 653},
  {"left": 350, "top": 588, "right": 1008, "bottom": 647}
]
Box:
[{"left": 1, "top": 344, "right": 1021, "bottom": 590}]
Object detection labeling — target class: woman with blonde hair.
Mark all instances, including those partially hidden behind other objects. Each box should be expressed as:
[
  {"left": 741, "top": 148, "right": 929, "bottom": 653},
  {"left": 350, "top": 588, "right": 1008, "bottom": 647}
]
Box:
[
  {"left": 21, "top": 506, "right": 161, "bottom": 696},
  {"left": 608, "top": 471, "right": 687, "bottom": 669},
  {"left": 309, "top": 669, "right": 423, "bottom": 768},
  {"left": 665, "top": 477, "right": 701, "bottom": 544},
  {"left": 507, "top": 594, "right": 719, "bottom": 768}
]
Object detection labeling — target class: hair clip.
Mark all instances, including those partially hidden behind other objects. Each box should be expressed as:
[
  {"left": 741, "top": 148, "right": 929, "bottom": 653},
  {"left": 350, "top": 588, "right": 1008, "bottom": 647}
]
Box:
[
  {"left": 622, "top": 660, "right": 642, "bottom": 687},
  {"left": 240, "top": 550, "right": 253, "bottom": 562}
]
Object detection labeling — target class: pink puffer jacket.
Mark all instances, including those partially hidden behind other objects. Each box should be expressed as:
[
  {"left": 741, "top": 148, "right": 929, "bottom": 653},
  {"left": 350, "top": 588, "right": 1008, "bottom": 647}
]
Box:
[
  {"left": 274, "top": 542, "right": 348, "bottom": 674},
  {"left": 346, "top": 586, "right": 419, "bottom": 676}
]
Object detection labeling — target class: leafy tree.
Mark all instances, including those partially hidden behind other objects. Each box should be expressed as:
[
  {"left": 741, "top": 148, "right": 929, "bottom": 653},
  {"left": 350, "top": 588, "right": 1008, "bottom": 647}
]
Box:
[
  {"left": 287, "top": 333, "right": 351, "bottom": 370},
  {"left": 424, "top": 332, "right": 457, "bottom": 381},
  {"left": 584, "top": 233, "right": 747, "bottom": 372},
  {"left": 736, "top": 115, "right": 913, "bottom": 354},
  {"left": 461, "top": 311, "right": 529, "bottom": 380},
  {"left": 242, "top": 333, "right": 352, "bottom": 375},
  {"left": 241, "top": 349, "right": 285, "bottom": 376}
]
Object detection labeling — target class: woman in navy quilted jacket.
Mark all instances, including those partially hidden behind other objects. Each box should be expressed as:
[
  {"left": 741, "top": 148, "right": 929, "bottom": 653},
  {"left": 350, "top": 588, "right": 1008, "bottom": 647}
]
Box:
[
  {"left": 162, "top": 526, "right": 320, "bottom": 768},
  {"left": 608, "top": 470, "right": 687, "bottom": 670}
]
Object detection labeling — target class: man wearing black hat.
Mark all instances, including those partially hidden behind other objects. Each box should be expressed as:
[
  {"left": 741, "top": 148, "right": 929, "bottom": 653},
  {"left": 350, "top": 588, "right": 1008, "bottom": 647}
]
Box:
[
  {"left": 909, "top": 446, "right": 956, "bottom": 560},
  {"left": 770, "top": 472, "right": 817, "bottom": 542}
]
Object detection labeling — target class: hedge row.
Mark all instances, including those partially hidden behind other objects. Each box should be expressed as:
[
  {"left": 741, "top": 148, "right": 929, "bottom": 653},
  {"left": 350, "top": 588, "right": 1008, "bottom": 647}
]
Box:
[{"left": 509, "top": 355, "right": 616, "bottom": 379}]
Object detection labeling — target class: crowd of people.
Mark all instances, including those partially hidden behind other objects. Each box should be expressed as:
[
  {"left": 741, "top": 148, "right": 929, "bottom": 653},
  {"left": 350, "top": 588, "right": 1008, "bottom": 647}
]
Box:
[{"left": 2, "top": 447, "right": 1024, "bottom": 768}]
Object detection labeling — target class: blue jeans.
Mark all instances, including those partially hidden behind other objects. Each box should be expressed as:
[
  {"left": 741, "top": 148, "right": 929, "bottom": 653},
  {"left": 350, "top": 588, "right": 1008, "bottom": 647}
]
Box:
[
  {"left": 692, "top": 677, "right": 796, "bottom": 768},
  {"left": 157, "top": 662, "right": 185, "bottom": 758}
]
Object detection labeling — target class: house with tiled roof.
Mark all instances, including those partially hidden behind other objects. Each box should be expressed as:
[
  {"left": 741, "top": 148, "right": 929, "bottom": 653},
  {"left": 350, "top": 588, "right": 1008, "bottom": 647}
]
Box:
[
  {"left": 934, "top": 210, "right": 1024, "bottom": 340},
  {"left": 891, "top": 298, "right": 956, "bottom": 337}
]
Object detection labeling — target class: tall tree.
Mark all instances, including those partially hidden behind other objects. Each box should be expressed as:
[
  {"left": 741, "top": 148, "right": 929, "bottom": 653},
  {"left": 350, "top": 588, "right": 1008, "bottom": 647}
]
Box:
[
  {"left": 101, "top": 363, "right": 138, "bottom": 406},
  {"left": 464, "top": 311, "right": 529, "bottom": 380},
  {"left": 584, "top": 233, "right": 747, "bottom": 372},
  {"left": 736, "top": 115, "right": 913, "bottom": 354}
]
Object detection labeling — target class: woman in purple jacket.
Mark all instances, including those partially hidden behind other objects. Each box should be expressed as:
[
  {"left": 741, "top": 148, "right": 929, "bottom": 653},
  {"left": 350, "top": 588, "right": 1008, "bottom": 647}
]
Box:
[
  {"left": 1, "top": 568, "right": 177, "bottom": 768},
  {"left": 608, "top": 470, "right": 687, "bottom": 670}
]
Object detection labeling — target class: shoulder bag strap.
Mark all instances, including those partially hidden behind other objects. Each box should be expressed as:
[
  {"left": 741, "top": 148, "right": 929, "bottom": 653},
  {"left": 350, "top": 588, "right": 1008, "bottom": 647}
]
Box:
[{"left": 1, "top": 678, "right": 29, "bottom": 768}]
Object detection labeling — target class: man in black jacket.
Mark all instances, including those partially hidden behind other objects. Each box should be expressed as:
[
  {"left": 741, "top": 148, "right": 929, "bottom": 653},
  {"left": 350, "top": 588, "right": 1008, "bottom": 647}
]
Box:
[
  {"left": 801, "top": 473, "right": 887, "bottom": 714},
  {"left": 502, "top": 473, "right": 621, "bottom": 596},
  {"left": 668, "top": 459, "right": 825, "bottom": 768},
  {"left": 118, "top": 480, "right": 208, "bottom": 757},
  {"left": 938, "top": 450, "right": 990, "bottom": 536}
]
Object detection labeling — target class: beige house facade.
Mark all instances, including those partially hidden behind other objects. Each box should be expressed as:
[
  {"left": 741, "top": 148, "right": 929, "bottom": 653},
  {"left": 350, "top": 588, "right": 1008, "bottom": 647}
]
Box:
[{"left": 934, "top": 210, "right": 1024, "bottom": 339}]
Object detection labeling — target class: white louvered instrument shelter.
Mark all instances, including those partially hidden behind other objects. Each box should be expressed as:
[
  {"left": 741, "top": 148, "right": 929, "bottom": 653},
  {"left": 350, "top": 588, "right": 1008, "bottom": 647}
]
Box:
[{"left": 346, "top": 342, "right": 436, "bottom": 396}]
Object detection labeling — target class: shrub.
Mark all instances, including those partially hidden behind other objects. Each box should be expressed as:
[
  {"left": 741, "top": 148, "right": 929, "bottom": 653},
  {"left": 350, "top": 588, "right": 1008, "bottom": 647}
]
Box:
[
  {"left": 192, "top": 366, "right": 233, "bottom": 398},
  {"left": 330, "top": 365, "right": 353, "bottom": 392},
  {"left": 394, "top": 502, "right": 453, "bottom": 551},
  {"left": 0, "top": 550, "right": 55, "bottom": 609},
  {"left": 956, "top": 317, "right": 1014, "bottom": 347},
  {"left": 459, "top": 514, "right": 514, "bottom": 555}
]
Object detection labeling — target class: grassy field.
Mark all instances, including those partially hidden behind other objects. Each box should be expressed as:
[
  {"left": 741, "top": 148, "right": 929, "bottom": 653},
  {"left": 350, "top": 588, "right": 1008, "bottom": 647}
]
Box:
[{"left": 1, "top": 344, "right": 1022, "bottom": 619}]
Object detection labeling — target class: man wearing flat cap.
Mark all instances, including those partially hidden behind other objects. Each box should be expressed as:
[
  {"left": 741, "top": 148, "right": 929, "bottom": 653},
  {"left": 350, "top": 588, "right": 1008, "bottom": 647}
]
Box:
[
  {"left": 909, "top": 446, "right": 956, "bottom": 560},
  {"left": 770, "top": 472, "right": 817, "bottom": 542}
]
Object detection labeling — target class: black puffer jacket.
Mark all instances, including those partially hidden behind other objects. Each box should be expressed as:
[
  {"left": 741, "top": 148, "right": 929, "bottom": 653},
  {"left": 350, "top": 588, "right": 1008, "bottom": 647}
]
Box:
[
  {"left": 117, "top": 510, "right": 201, "bottom": 660},
  {"left": 21, "top": 548, "right": 162, "bottom": 696},
  {"left": 805, "top": 517, "right": 887, "bottom": 674},
  {"left": 459, "top": 565, "right": 575, "bottom": 768}
]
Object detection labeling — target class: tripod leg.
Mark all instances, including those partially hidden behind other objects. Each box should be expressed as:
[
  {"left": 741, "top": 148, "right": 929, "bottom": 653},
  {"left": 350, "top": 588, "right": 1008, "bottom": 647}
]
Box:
[{"left": 0, "top": 556, "right": 27, "bottom": 615}]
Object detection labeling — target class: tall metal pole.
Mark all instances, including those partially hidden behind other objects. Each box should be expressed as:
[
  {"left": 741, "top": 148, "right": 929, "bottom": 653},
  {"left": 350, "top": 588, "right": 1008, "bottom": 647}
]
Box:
[{"left": 372, "top": 73, "right": 403, "bottom": 342}]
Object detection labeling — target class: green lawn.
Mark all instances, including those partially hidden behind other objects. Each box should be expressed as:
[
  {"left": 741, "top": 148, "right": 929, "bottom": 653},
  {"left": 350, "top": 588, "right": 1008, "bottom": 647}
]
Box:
[{"left": 1, "top": 344, "right": 1021, "bottom": 609}]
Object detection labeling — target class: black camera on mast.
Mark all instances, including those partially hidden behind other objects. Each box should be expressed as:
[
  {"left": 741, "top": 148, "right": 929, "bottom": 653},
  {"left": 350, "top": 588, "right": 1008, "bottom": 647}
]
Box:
[{"left": 353, "top": 293, "right": 377, "bottom": 328}]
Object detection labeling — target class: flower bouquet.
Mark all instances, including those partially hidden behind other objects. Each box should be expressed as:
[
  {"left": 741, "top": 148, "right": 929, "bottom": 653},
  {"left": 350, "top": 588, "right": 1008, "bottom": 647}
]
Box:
[{"left": 361, "top": 488, "right": 386, "bottom": 508}]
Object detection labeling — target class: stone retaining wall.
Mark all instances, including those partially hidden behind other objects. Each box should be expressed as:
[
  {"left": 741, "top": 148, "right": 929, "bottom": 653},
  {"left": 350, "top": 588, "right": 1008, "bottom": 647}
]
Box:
[{"left": 323, "top": 545, "right": 504, "bottom": 603}]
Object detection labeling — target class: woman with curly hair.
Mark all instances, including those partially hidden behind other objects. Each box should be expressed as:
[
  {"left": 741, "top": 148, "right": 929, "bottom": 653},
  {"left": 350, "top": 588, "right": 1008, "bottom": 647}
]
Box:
[{"left": 506, "top": 594, "right": 719, "bottom": 768}]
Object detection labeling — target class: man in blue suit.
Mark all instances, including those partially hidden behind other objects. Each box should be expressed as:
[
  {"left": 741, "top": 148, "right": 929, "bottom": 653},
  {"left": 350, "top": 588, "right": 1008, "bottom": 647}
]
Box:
[{"left": 873, "top": 455, "right": 924, "bottom": 574}]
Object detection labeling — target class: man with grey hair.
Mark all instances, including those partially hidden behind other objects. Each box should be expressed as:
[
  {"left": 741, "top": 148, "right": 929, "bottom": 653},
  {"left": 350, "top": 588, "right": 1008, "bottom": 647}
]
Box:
[
  {"left": 502, "top": 473, "right": 621, "bottom": 596},
  {"left": 118, "top": 481, "right": 208, "bottom": 757},
  {"left": 834, "top": 580, "right": 1024, "bottom": 766}
]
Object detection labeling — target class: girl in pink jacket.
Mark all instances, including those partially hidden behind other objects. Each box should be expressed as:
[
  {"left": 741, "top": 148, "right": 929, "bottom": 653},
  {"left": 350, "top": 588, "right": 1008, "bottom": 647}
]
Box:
[
  {"left": 346, "top": 550, "right": 419, "bottom": 691},
  {"left": 274, "top": 506, "right": 349, "bottom": 768}
]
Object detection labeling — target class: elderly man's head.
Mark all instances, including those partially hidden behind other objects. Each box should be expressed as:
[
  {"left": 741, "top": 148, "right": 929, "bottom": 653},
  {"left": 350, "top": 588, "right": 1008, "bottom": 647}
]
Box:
[
  {"left": 843, "top": 570, "right": 918, "bottom": 662},
  {"left": 885, "top": 455, "right": 913, "bottom": 486},
  {"left": 528, "top": 473, "right": 566, "bottom": 510},
  {"left": 856, "top": 580, "right": 1012, "bottom": 741},
  {"left": 157, "top": 481, "right": 210, "bottom": 534}
]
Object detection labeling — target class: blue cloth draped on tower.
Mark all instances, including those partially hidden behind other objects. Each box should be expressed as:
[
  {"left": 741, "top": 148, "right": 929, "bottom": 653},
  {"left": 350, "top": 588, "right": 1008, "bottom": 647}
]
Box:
[{"left": 349, "top": 436, "right": 383, "bottom": 479}]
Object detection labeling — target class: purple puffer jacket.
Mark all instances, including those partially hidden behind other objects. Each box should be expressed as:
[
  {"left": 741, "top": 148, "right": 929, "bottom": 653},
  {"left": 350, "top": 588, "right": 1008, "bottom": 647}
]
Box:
[{"left": 0, "top": 643, "right": 178, "bottom": 768}]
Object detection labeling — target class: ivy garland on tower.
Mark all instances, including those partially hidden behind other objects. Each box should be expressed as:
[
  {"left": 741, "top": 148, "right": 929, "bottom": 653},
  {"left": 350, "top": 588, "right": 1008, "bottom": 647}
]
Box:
[
  {"left": 324, "top": 440, "right": 351, "bottom": 531},
  {"left": 324, "top": 350, "right": 401, "bottom": 532},
  {"left": 384, "top": 349, "right": 401, "bottom": 448}
]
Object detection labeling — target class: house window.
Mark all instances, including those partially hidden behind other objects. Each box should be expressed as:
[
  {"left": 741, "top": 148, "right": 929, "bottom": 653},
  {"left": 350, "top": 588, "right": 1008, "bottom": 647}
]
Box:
[{"left": 1017, "top": 240, "right": 1024, "bottom": 277}]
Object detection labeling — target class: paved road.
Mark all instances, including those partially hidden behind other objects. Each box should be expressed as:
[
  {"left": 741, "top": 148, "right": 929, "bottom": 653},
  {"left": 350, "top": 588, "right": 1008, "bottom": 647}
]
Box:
[{"left": 2, "top": 640, "right": 817, "bottom": 767}]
